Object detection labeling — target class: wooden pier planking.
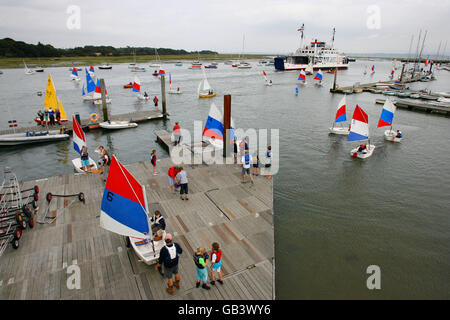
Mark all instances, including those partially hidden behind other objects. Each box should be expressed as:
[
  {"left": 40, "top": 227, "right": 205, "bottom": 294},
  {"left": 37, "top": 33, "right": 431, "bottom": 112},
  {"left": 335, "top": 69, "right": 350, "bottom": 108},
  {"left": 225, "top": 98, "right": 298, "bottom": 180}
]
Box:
[{"left": 0, "top": 155, "right": 274, "bottom": 300}]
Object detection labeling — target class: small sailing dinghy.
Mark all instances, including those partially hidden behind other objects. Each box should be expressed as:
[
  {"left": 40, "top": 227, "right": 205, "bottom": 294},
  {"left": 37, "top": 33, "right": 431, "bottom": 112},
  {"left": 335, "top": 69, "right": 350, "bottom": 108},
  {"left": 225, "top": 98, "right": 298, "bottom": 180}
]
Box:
[
  {"left": 298, "top": 70, "right": 307, "bottom": 84},
  {"left": 100, "top": 156, "right": 164, "bottom": 265},
  {"left": 132, "top": 76, "right": 149, "bottom": 100},
  {"left": 23, "top": 60, "right": 34, "bottom": 75},
  {"left": 82, "top": 68, "right": 99, "bottom": 101},
  {"left": 99, "top": 120, "right": 138, "bottom": 130},
  {"left": 149, "top": 48, "right": 161, "bottom": 68},
  {"left": 168, "top": 73, "right": 182, "bottom": 94},
  {"left": 348, "top": 105, "right": 375, "bottom": 159},
  {"left": 90, "top": 79, "right": 111, "bottom": 105},
  {"left": 329, "top": 96, "right": 349, "bottom": 135},
  {"left": 263, "top": 71, "right": 272, "bottom": 86},
  {"left": 190, "top": 102, "right": 235, "bottom": 154},
  {"left": 198, "top": 69, "right": 216, "bottom": 98},
  {"left": 314, "top": 70, "right": 323, "bottom": 86},
  {"left": 34, "top": 74, "right": 69, "bottom": 125},
  {"left": 378, "top": 98, "right": 402, "bottom": 142},
  {"left": 71, "top": 116, "right": 98, "bottom": 173},
  {"left": 70, "top": 67, "right": 81, "bottom": 81},
  {"left": 371, "top": 65, "right": 375, "bottom": 75}
]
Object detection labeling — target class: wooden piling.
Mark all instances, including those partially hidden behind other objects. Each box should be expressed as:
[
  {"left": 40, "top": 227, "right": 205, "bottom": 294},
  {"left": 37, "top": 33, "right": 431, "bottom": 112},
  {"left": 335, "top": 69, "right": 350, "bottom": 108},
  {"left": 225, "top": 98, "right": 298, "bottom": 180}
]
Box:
[
  {"left": 160, "top": 74, "right": 167, "bottom": 118},
  {"left": 332, "top": 67, "right": 338, "bottom": 91},
  {"left": 100, "top": 79, "right": 108, "bottom": 122},
  {"left": 223, "top": 94, "right": 231, "bottom": 158},
  {"left": 400, "top": 64, "right": 405, "bottom": 82}
]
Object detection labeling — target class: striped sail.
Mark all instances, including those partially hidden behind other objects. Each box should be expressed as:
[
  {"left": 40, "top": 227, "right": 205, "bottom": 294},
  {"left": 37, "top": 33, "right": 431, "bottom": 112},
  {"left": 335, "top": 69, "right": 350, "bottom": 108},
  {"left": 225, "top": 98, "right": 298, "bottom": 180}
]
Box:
[{"left": 100, "top": 156, "right": 150, "bottom": 239}]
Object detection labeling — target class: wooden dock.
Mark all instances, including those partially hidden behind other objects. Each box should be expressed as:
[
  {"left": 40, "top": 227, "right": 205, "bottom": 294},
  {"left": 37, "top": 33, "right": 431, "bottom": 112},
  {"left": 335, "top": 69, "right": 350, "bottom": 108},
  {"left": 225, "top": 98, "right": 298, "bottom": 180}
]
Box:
[
  {"left": 375, "top": 98, "right": 450, "bottom": 115},
  {"left": 0, "top": 109, "right": 165, "bottom": 136},
  {"left": 0, "top": 156, "right": 274, "bottom": 299}
]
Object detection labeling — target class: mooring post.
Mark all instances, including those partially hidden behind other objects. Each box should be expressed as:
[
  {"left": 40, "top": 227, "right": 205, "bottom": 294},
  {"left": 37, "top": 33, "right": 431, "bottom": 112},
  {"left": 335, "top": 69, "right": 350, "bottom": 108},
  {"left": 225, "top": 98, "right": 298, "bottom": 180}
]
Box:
[
  {"left": 400, "top": 63, "right": 405, "bottom": 82},
  {"left": 223, "top": 94, "right": 231, "bottom": 158},
  {"left": 332, "top": 67, "right": 338, "bottom": 91},
  {"left": 100, "top": 79, "right": 108, "bottom": 122},
  {"left": 160, "top": 74, "right": 167, "bottom": 118}
]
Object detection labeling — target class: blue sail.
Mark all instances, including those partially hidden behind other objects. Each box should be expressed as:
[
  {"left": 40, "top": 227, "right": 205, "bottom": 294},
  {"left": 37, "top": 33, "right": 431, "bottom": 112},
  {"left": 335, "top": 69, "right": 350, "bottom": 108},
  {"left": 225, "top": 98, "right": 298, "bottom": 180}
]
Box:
[{"left": 85, "top": 68, "right": 96, "bottom": 93}]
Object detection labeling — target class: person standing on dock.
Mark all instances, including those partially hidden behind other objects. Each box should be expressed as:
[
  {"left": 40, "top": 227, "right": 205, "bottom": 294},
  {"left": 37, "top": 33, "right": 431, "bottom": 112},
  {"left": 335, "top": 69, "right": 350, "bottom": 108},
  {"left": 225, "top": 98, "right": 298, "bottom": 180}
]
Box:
[
  {"left": 80, "top": 146, "right": 90, "bottom": 173},
  {"left": 252, "top": 150, "right": 259, "bottom": 176},
  {"left": 167, "top": 165, "right": 181, "bottom": 193},
  {"left": 241, "top": 150, "right": 254, "bottom": 184},
  {"left": 264, "top": 146, "right": 272, "bottom": 180},
  {"left": 98, "top": 146, "right": 110, "bottom": 182},
  {"left": 150, "top": 149, "right": 158, "bottom": 175},
  {"left": 55, "top": 108, "right": 61, "bottom": 124},
  {"left": 155, "top": 233, "right": 183, "bottom": 295},
  {"left": 49, "top": 109, "right": 55, "bottom": 125},
  {"left": 44, "top": 109, "right": 49, "bottom": 125},
  {"left": 153, "top": 95, "right": 159, "bottom": 107},
  {"left": 37, "top": 110, "right": 44, "bottom": 125},
  {"left": 209, "top": 242, "right": 223, "bottom": 286},
  {"left": 233, "top": 139, "right": 238, "bottom": 164},
  {"left": 173, "top": 122, "right": 181, "bottom": 146},
  {"left": 194, "top": 247, "right": 211, "bottom": 290},
  {"left": 175, "top": 166, "right": 189, "bottom": 200}
]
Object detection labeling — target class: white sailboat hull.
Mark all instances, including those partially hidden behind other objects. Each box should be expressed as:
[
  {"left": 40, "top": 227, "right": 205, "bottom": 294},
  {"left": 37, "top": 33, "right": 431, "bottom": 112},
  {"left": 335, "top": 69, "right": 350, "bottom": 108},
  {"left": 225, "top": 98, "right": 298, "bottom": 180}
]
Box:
[
  {"left": 168, "top": 90, "right": 182, "bottom": 94},
  {"left": 329, "top": 127, "right": 350, "bottom": 135},
  {"left": 384, "top": 130, "right": 402, "bottom": 142},
  {"left": 130, "top": 236, "right": 165, "bottom": 265},
  {"left": 92, "top": 98, "right": 112, "bottom": 105},
  {"left": 0, "top": 131, "right": 69, "bottom": 146},
  {"left": 137, "top": 94, "right": 149, "bottom": 100},
  {"left": 71, "top": 157, "right": 98, "bottom": 173},
  {"left": 99, "top": 121, "right": 138, "bottom": 130},
  {"left": 350, "top": 144, "right": 376, "bottom": 159}
]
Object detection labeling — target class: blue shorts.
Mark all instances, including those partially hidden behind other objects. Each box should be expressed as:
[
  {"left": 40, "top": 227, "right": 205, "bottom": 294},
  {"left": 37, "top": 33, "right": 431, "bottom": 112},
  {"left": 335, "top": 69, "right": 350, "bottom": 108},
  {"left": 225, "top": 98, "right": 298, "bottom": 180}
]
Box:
[
  {"left": 212, "top": 260, "right": 222, "bottom": 272},
  {"left": 81, "top": 159, "right": 90, "bottom": 167},
  {"left": 196, "top": 267, "right": 208, "bottom": 282}
]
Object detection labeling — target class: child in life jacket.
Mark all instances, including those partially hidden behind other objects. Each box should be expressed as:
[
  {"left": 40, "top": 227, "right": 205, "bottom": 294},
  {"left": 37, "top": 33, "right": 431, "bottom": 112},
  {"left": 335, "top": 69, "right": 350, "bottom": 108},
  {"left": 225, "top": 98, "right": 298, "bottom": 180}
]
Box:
[{"left": 210, "top": 242, "right": 223, "bottom": 285}]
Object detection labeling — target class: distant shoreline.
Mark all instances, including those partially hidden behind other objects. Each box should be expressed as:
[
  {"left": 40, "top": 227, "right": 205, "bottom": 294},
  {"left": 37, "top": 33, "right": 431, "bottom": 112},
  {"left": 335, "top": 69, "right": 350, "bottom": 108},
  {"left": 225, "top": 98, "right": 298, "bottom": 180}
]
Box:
[{"left": 0, "top": 54, "right": 271, "bottom": 69}]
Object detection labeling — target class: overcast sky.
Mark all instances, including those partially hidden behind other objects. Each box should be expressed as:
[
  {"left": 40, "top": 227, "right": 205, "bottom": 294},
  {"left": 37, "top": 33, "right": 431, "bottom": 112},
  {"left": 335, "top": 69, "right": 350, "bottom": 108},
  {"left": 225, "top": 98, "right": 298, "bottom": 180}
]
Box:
[{"left": 0, "top": 0, "right": 449, "bottom": 56}]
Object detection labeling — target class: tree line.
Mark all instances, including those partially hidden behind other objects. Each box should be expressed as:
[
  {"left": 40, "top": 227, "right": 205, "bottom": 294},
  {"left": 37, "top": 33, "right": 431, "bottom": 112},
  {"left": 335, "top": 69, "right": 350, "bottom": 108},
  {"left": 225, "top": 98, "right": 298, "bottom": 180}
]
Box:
[{"left": 0, "top": 38, "right": 218, "bottom": 58}]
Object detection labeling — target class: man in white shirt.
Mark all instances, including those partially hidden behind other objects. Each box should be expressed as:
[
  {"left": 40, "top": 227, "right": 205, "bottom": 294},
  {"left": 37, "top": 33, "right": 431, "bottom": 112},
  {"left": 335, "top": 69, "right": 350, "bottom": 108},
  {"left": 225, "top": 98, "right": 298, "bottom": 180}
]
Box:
[{"left": 241, "top": 150, "right": 254, "bottom": 184}]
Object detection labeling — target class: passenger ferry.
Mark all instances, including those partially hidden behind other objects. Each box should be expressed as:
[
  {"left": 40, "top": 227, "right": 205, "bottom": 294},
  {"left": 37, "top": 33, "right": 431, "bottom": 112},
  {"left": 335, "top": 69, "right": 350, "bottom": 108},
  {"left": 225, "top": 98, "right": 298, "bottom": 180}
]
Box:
[{"left": 274, "top": 27, "right": 349, "bottom": 71}]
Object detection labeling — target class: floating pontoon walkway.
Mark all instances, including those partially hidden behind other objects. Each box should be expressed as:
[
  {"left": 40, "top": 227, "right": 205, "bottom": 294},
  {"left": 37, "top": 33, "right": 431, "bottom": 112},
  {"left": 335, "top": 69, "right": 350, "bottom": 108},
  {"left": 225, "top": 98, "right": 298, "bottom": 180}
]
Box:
[
  {"left": 0, "top": 157, "right": 274, "bottom": 300},
  {"left": 0, "top": 109, "right": 165, "bottom": 136}
]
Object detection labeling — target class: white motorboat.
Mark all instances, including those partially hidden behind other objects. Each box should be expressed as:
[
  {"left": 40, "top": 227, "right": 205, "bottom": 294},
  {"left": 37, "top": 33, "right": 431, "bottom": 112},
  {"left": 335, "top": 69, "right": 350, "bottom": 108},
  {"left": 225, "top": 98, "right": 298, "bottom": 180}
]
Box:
[
  {"left": 99, "top": 121, "right": 138, "bottom": 130},
  {"left": 71, "top": 157, "right": 98, "bottom": 174},
  {"left": 0, "top": 130, "right": 69, "bottom": 146}
]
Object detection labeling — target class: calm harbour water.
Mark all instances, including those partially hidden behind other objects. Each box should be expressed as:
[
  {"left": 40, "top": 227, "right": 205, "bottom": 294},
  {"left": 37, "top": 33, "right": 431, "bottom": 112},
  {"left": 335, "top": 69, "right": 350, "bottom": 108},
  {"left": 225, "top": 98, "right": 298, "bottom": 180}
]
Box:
[{"left": 0, "top": 60, "right": 449, "bottom": 299}]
